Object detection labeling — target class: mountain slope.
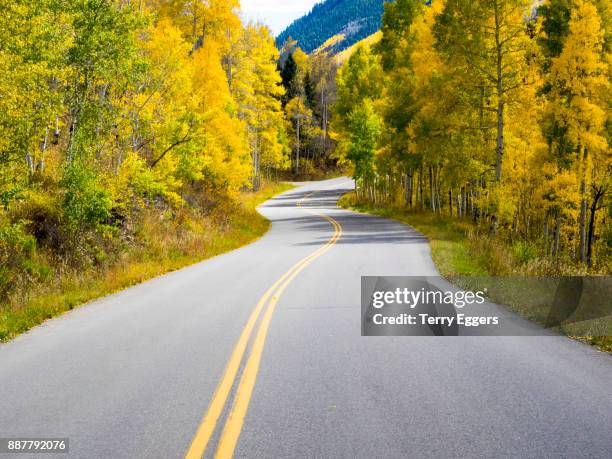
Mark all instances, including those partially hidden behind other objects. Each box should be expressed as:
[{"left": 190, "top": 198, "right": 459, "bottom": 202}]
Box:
[
  {"left": 277, "top": 0, "right": 385, "bottom": 54},
  {"left": 335, "top": 31, "right": 382, "bottom": 63}
]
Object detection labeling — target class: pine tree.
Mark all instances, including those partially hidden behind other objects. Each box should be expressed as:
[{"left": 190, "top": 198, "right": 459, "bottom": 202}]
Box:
[{"left": 280, "top": 53, "right": 299, "bottom": 105}]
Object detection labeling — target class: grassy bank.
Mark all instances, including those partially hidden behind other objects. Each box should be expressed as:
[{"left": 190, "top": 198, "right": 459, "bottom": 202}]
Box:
[
  {"left": 0, "top": 182, "right": 294, "bottom": 342},
  {"left": 338, "top": 192, "right": 611, "bottom": 352}
]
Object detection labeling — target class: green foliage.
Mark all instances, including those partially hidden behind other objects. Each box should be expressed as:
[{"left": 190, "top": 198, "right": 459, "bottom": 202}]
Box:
[
  {"left": 511, "top": 241, "right": 540, "bottom": 264},
  {"left": 539, "top": 0, "right": 573, "bottom": 60},
  {"left": 346, "top": 100, "right": 381, "bottom": 183},
  {"left": 280, "top": 53, "right": 299, "bottom": 103},
  {"left": 21, "top": 258, "right": 52, "bottom": 280},
  {"left": 0, "top": 222, "right": 37, "bottom": 296},
  {"left": 335, "top": 45, "right": 383, "bottom": 122},
  {"left": 60, "top": 163, "right": 113, "bottom": 229},
  {"left": 0, "top": 222, "right": 36, "bottom": 260},
  {"left": 377, "top": 0, "right": 424, "bottom": 70},
  {"left": 0, "top": 189, "right": 23, "bottom": 211},
  {"left": 66, "top": 0, "right": 143, "bottom": 159}
]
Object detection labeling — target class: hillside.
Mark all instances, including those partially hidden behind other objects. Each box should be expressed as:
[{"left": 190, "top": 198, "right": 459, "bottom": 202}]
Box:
[
  {"left": 277, "top": 0, "right": 385, "bottom": 54},
  {"left": 335, "top": 31, "right": 382, "bottom": 63}
]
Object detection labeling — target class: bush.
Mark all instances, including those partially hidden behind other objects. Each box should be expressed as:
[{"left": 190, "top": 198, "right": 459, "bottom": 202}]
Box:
[
  {"left": 511, "top": 240, "right": 540, "bottom": 265},
  {"left": 0, "top": 222, "right": 36, "bottom": 262},
  {"left": 0, "top": 221, "right": 37, "bottom": 296},
  {"left": 10, "top": 191, "right": 63, "bottom": 249},
  {"left": 60, "top": 163, "right": 113, "bottom": 230}
]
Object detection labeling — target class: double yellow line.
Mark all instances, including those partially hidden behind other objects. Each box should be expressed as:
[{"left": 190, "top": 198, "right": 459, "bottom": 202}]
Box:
[{"left": 185, "top": 190, "right": 342, "bottom": 459}]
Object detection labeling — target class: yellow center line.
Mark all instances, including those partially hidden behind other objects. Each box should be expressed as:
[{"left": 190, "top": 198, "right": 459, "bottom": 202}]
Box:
[
  {"left": 215, "top": 209, "right": 341, "bottom": 458},
  {"left": 185, "top": 190, "right": 343, "bottom": 459}
]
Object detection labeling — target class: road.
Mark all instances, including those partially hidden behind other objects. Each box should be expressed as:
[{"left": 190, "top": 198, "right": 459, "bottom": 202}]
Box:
[{"left": 1, "top": 177, "right": 611, "bottom": 458}]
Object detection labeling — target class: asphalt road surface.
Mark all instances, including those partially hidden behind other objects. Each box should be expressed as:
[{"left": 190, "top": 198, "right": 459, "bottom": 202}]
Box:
[{"left": 1, "top": 177, "right": 611, "bottom": 458}]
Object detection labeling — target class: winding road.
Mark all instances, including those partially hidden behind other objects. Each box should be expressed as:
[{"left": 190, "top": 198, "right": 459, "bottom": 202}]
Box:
[{"left": 1, "top": 177, "right": 611, "bottom": 458}]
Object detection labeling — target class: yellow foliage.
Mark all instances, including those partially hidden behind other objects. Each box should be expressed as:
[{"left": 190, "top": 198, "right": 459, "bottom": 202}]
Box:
[
  {"left": 335, "top": 32, "right": 382, "bottom": 64},
  {"left": 410, "top": 0, "right": 446, "bottom": 88},
  {"left": 549, "top": 0, "right": 609, "bottom": 154}
]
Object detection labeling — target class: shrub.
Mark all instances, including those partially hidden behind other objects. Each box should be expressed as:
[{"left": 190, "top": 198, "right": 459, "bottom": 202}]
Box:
[
  {"left": 511, "top": 240, "right": 540, "bottom": 265},
  {"left": 10, "top": 191, "right": 63, "bottom": 249},
  {"left": 0, "top": 221, "right": 37, "bottom": 296},
  {"left": 60, "top": 163, "right": 113, "bottom": 230},
  {"left": 0, "top": 221, "right": 36, "bottom": 262}
]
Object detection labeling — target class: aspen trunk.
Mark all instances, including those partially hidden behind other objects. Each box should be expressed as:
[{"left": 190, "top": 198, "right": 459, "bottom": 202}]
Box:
[
  {"left": 578, "top": 146, "right": 588, "bottom": 263},
  {"left": 429, "top": 165, "right": 435, "bottom": 212},
  {"left": 418, "top": 167, "right": 424, "bottom": 209},
  {"left": 494, "top": 1, "right": 505, "bottom": 182},
  {"left": 579, "top": 189, "right": 587, "bottom": 263},
  {"left": 587, "top": 187, "right": 605, "bottom": 267},
  {"left": 543, "top": 215, "right": 549, "bottom": 256},
  {"left": 553, "top": 211, "right": 561, "bottom": 258}
]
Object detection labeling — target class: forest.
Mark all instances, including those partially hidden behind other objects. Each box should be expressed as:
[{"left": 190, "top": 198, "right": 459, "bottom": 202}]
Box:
[
  {"left": 276, "top": 0, "right": 385, "bottom": 53},
  {"left": 334, "top": 0, "right": 611, "bottom": 274},
  {"left": 0, "top": 0, "right": 610, "bottom": 340},
  {"left": 0, "top": 0, "right": 340, "bottom": 339}
]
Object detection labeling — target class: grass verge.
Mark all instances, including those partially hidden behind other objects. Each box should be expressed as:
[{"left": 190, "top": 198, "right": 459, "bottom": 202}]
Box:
[
  {"left": 0, "top": 182, "right": 294, "bottom": 342},
  {"left": 338, "top": 192, "right": 611, "bottom": 353}
]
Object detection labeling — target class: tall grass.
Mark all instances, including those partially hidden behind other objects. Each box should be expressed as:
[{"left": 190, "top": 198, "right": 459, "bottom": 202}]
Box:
[{"left": 338, "top": 192, "right": 611, "bottom": 352}]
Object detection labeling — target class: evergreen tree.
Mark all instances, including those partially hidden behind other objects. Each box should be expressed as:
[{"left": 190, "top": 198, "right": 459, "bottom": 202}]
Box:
[
  {"left": 281, "top": 53, "right": 299, "bottom": 104},
  {"left": 277, "top": 0, "right": 385, "bottom": 53}
]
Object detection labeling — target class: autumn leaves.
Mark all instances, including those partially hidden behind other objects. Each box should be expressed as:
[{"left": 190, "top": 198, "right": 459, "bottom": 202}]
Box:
[{"left": 333, "top": 0, "right": 610, "bottom": 269}]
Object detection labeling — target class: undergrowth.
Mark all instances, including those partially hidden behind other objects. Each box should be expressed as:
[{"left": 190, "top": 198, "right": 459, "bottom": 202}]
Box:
[
  {"left": 0, "top": 182, "right": 294, "bottom": 342},
  {"left": 338, "top": 192, "right": 611, "bottom": 353}
]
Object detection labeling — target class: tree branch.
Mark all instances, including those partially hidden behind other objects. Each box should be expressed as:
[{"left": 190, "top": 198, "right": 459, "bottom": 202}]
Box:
[{"left": 150, "top": 134, "right": 192, "bottom": 168}]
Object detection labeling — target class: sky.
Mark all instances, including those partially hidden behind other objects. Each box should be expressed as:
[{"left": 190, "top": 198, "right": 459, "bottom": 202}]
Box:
[{"left": 240, "top": 0, "right": 320, "bottom": 36}]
